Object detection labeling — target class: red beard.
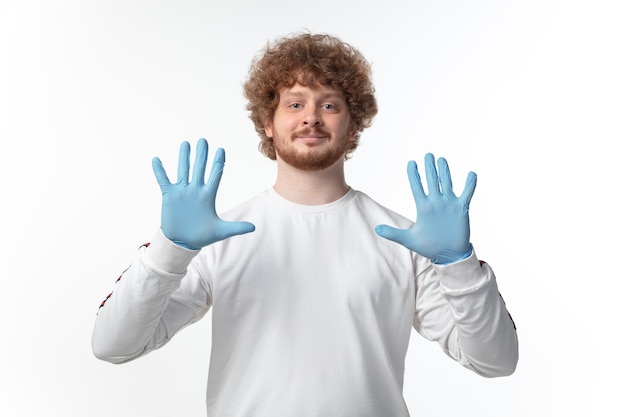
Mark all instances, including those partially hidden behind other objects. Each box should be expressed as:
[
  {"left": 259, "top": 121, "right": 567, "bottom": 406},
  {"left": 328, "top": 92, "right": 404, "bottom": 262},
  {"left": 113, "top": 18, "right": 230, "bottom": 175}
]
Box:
[{"left": 275, "top": 128, "right": 350, "bottom": 171}]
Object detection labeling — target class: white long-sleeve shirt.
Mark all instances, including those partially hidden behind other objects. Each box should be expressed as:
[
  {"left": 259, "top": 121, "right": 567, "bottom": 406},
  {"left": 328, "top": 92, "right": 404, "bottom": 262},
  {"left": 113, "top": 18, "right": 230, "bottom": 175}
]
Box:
[{"left": 92, "top": 188, "right": 518, "bottom": 417}]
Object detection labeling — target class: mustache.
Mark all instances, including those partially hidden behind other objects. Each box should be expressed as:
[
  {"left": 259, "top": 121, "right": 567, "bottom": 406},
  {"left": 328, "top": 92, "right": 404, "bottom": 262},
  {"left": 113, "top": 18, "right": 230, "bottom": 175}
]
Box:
[{"left": 291, "top": 128, "right": 331, "bottom": 139}]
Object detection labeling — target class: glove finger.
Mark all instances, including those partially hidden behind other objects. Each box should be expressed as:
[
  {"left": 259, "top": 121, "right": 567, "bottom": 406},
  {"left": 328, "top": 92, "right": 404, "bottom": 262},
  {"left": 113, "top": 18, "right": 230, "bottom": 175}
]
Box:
[
  {"left": 151, "top": 157, "right": 171, "bottom": 189},
  {"left": 375, "top": 224, "right": 408, "bottom": 244},
  {"left": 192, "top": 138, "right": 209, "bottom": 185},
  {"left": 221, "top": 221, "right": 256, "bottom": 239},
  {"left": 437, "top": 157, "right": 455, "bottom": 198},
  {"left": 407, "top": 161, "right": 427, "bottom": 204},
  {"left": 177, "top": 141, "right": 191, "bottom": 184},
  {"left": 459, "top": 171, "right": 477, "bottom": 210},
  {"left": 424, "top": 153, "right": 441, "bottom": 196},
  {"left": 207, "top": 148, "right": 226, "bottom": 196}
]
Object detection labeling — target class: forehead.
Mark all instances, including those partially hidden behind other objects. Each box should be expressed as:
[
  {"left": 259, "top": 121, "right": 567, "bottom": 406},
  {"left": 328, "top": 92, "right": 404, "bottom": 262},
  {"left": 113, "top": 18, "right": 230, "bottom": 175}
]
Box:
[{"left": 278, "top": 82, "right": 346, "bottom": 101}]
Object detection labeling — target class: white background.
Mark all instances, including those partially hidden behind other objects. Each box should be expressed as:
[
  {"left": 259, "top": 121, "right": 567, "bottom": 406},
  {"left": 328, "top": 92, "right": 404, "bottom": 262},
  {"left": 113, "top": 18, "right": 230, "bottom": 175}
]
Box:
[{"left": 1, "top": 0, "right": 624, "bottom": 416}]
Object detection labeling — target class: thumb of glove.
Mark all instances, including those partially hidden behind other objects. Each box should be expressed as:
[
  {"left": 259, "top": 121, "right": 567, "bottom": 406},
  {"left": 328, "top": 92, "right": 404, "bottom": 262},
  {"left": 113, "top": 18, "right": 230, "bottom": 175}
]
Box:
[{"left": 375, "top": 224, "right": 408, "bottom": 245}]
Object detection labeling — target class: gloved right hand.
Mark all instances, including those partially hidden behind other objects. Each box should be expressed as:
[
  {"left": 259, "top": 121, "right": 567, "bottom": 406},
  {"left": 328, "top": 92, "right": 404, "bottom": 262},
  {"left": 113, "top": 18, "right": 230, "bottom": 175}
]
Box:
[{"left": 151, "top": 138, "right": 255, "bottom": 250}]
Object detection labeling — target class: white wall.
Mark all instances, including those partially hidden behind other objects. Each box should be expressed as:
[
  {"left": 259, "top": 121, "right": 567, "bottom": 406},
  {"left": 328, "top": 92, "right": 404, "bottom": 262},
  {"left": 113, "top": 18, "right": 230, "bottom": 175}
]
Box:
[{"left": 1, "top": 0, "right": 624, "bottom": 416}]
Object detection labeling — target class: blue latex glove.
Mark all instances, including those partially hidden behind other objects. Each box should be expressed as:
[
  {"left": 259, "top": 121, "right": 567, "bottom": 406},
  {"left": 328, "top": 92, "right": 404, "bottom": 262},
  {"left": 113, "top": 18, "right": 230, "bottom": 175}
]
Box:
[
  {"left": 151, "top": 139, "right": 255, "bottom": 250},
  {"left": 375, "top": 153, "right": 477, "bottom": 265}
]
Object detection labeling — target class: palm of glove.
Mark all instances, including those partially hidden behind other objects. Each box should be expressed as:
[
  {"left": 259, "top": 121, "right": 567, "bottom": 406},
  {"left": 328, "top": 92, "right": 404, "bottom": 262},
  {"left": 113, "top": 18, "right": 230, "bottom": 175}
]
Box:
[
  {"left": 376, "top": 154, "right": 477, "bottom": 265},
  {"left": 152, "top": 139, "right": 255, "bottom": 250}
]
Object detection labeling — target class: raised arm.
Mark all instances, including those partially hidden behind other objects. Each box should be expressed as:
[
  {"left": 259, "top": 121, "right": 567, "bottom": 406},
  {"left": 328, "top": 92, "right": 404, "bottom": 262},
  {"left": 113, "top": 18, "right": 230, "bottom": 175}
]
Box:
[
  {"left": 92, "top": 139, "right": 254, "bottom": 363},
  {"left": 376, "top": 153, "right": 518, "bottom": 377}
]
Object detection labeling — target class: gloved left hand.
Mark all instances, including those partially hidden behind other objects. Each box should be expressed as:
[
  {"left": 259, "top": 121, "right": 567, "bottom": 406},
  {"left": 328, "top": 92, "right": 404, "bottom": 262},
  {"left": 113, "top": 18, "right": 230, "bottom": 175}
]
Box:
[{"left": 375, "top": 153, "right": 477, "bottom": 265}]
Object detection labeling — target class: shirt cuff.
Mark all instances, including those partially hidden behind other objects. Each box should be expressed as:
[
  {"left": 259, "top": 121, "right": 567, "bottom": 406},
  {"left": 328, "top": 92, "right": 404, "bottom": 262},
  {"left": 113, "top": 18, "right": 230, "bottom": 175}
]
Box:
[
  {"left": 432, "top": 249, "right": 490, "bottom": 295},
  {"left": 144, "top": 229, "right": 200, "bottom": 274}
]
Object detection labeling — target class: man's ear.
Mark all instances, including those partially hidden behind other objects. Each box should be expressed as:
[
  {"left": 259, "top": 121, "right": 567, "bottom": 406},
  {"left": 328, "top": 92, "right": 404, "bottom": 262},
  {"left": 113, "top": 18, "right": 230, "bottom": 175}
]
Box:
[
  {"left": 264, "top": 121, "right": 273, "bottom": 138},
  {"left": 349, "top": 122, "right": 357, "bottom": 140}
]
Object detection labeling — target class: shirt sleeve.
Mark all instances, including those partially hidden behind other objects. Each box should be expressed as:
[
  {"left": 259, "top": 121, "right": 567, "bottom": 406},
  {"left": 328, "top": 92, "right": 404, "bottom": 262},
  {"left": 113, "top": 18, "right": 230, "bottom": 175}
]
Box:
[
  {"left": 91, "top": 230, "right": 212, "bottom": 364},
  {"left": 412, "top": 249, "right": 518, "bottom": 377}
]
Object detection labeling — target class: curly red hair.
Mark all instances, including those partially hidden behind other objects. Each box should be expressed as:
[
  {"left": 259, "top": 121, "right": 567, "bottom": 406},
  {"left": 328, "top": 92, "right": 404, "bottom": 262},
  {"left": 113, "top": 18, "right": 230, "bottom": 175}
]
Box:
[{"left": 243, "top": 32, "right": 378, "bottom": 160}]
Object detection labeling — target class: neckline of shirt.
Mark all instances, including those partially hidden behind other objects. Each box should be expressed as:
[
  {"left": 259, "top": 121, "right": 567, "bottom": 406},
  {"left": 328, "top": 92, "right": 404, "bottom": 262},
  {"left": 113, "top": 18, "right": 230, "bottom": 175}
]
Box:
[{"left": 266, "top": 187, "right": 357, "bottom": 214}]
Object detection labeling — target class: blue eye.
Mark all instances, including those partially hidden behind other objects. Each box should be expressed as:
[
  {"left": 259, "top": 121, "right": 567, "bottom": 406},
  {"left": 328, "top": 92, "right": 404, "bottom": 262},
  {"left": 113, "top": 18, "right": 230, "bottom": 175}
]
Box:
[
  {"left": 290, "top": 103, "right": 302, "bottom": 109},
  {"left": 322, "top": 104, "right": 336, "bottom": 110}
]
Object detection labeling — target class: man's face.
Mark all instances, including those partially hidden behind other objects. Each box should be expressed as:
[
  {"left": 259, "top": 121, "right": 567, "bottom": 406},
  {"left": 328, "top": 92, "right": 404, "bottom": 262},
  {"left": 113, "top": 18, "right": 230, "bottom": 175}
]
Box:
[{"left": 264, "top": 82, "right": 356, "bottom": 171}]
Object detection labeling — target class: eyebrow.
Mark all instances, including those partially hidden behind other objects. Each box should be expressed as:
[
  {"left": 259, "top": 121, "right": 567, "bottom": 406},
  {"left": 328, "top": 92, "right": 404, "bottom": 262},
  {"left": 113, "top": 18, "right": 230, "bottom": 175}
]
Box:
[{"left": 280, "top": 91, "right": 344, "bottom": 101}]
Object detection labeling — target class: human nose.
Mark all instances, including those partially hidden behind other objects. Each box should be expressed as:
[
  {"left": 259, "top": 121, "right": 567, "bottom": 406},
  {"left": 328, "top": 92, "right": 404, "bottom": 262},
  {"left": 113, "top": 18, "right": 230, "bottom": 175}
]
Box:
[{"left": 302, "top": 107, "right": 322, "bottom": 126}]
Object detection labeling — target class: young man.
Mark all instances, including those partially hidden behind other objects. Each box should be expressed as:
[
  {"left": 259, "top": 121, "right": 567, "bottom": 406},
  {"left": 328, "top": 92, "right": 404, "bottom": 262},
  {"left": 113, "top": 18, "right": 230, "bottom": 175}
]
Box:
[{"left": 92, "top": 33, "right": 518, "bottom": 417}]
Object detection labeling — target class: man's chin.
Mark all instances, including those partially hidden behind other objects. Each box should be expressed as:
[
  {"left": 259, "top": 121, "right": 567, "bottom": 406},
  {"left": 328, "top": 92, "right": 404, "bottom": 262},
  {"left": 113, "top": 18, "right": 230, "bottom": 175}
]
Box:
[{"left": 277, "top": 148, "right": 345, "bottom": 171}]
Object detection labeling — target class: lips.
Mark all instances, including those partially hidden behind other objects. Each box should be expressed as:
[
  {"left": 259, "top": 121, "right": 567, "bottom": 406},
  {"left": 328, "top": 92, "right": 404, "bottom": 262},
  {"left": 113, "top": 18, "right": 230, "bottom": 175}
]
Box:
[
  {"left": 292, "top": 129, "right": 330, "bottom": 143},
  {"left": 298, "top": 134, "right": 326, "bottom": 139}
]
